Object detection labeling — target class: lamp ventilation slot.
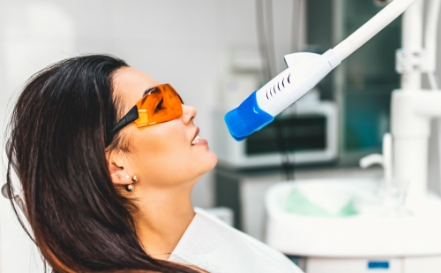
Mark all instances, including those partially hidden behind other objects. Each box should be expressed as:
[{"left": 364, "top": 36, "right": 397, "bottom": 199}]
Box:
[{"left": 265, "top": 74, "right": 291, "bottom": 100}]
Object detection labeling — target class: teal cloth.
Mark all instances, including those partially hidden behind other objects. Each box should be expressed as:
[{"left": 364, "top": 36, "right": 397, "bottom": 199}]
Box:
[{"left": 285, "top": 188, "right": 358, "bottom": 217}]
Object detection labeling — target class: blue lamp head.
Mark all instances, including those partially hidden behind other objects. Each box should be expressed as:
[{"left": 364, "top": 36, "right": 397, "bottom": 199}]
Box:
[{"left": 224, "top": 91, "right": 274, "bottom": 141}]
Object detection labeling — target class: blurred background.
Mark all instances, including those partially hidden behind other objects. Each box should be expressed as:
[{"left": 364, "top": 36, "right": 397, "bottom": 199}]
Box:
[{"left": 1, "top": 0, "right": 441, "bottom": 272}]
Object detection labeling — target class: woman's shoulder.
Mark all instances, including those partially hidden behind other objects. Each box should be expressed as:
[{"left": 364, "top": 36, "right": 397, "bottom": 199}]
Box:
[{"left": 169, "top": 208, "right": 303, "bottom": 273}]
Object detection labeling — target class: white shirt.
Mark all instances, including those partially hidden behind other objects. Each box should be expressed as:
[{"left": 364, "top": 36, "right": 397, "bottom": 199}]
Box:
[{"left": 169, "top": 208, "right": 303, "bottom": 273}]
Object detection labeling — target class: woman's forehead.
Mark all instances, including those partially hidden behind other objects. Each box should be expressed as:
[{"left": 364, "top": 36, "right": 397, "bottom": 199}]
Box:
[{"left": 112, "top": 67, "right": 160, "bottom": 106}]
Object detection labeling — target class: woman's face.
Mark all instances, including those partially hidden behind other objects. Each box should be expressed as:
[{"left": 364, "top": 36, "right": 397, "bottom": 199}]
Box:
[{"left": 110, "top": 67, "right": 217, "bottom": 190}]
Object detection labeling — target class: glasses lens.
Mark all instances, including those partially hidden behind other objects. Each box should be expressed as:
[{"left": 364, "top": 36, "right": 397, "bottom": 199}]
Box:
[{"left": 134, "top": 84, "right": 183, "bottom": 127}]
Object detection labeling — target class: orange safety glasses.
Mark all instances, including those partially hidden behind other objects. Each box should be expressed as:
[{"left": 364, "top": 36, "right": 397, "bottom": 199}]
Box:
[{"left": 107, "top": 84, "right": 183, "bottom": 145}]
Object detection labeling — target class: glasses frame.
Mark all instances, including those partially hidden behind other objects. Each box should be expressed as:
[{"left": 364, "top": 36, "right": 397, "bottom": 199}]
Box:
[{"left": 106, "top": 84, "right": 183, "bottom": 146}]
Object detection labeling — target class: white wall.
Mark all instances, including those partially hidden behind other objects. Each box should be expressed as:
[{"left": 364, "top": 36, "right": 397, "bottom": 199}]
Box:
[{"left": 0, "top": 0, "right": 297, "bottom": 272}]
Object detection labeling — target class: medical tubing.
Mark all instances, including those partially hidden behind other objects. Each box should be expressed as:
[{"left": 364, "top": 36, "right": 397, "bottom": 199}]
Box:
[
  {"left": 265, "top": 0, "right": 277, "bottom": 77},
  {"left": 274, "top": 119, "right": 294, "bottom": 181},
  {"left": 256, "top": 0, "right": 272, "bottom": 81},
  {"left": 424, "top": 0, "right": 441, "bottom": 72},
  {"left": 291, "top": 0, "right": 304, "bottom": 53},
  {"left": 333, "top": 0, "right": 418, "bottom": 61}
]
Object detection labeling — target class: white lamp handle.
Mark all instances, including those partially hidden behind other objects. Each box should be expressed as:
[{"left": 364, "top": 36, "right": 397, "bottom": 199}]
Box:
[{"left": 333, "top": 0, "right": 418, "bottom": 61}]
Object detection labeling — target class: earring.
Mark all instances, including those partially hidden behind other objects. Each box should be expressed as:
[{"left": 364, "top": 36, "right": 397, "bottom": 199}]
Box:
[
  {"left": 125, "top": 175, "right": 138, "bottom": 192},
  {"left": 125, "top": 184, "right": 134, "bottom": 192}
]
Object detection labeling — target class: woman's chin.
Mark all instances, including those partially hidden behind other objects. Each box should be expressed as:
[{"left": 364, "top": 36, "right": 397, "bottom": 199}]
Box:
[
  {"left": 207, "top": 151, "right": 218, "bottom": 169},
  {"left": 198, "top": 151, "right": 218, "bottom": 175}
]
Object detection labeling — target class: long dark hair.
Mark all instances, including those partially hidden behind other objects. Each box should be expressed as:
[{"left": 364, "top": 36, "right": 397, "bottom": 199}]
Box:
[{"left": 5, "top": 55, "right": 200, "bottom": 273}]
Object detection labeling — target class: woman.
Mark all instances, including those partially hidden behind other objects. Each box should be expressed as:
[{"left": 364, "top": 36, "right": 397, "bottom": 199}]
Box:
[{"left": 6, "top": 55, "right": 302, "bottom": 272}]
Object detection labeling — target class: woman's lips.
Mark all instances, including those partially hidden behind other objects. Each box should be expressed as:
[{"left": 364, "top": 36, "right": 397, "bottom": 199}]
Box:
[
  {"left": 191, "top": 127, "right": 208, "bottom": 146},
  {"left": 193, "top": 138, "right": 208, "bottom": 146},
  {"left": 191, "top": 128, "right": 199, "bottom": 145}
]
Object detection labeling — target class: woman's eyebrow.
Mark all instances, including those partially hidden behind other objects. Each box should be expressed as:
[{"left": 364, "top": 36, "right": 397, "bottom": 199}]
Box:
[{"left": 142, "top": 87, "right": 156, "bottom": 97}]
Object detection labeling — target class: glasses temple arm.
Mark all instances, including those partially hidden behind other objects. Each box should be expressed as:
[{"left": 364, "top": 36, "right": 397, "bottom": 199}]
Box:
[{"left": 108, "top": 105, "right": 139, "bottom": 143}]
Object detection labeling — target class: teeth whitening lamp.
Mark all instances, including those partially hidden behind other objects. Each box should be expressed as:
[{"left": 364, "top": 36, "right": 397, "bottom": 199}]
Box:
[
  {"left": 258, "top": 0, "right": 441, "bottom": 272},
  {"left": 224, "top": 0, "right": 419, "bottom": 141}
]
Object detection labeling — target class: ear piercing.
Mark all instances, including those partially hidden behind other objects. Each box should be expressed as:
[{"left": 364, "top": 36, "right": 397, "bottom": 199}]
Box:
[
  {"left": 125, "top": 175, "right": 138, "bottom": 192},
  {"left": 125, "top": 184, "right": 134, "bottom": 192}
]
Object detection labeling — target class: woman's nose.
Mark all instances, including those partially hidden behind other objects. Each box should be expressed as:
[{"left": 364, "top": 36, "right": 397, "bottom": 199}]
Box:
[{"left": 181, "top": 104, "right": 197, "bottom": 124}]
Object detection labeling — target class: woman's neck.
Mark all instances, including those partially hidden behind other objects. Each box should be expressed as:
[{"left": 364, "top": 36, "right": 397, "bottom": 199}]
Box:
[{"left": 134, "top": 185, "right": 196, "bottom": 260}]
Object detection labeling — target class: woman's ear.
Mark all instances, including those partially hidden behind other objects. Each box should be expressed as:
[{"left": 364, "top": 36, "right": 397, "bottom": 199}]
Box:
[
  {"left": 107, "top": 151, "right": 132, "bottom": 186},
  {"left": 109, "top": 162, "right": 132, "bottom": 185}
]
